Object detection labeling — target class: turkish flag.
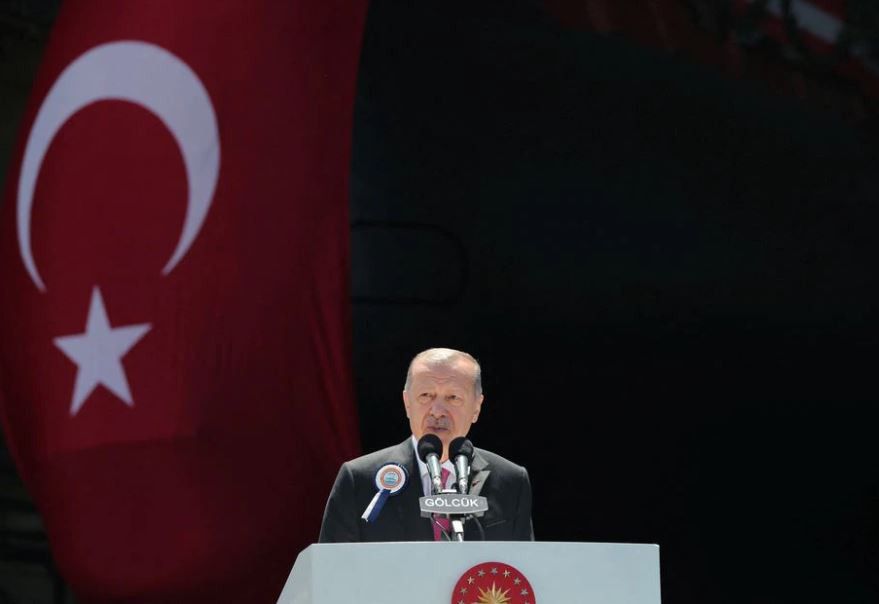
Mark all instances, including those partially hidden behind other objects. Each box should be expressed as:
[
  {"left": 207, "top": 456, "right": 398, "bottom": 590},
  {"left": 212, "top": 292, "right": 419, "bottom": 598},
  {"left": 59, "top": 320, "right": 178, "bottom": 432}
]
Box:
[{"left": 0, "top": 0, "right": 365, "bottom": 601}]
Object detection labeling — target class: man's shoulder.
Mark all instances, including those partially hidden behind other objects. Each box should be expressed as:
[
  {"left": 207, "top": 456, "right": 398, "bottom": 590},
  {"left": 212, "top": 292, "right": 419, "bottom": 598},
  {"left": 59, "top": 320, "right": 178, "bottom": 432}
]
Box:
[
  {"left": 341, "top": 440, "right": 412, "bottom": 475},
  {"left": 473, "top": 446, "right": 527, "bottom": 474}
]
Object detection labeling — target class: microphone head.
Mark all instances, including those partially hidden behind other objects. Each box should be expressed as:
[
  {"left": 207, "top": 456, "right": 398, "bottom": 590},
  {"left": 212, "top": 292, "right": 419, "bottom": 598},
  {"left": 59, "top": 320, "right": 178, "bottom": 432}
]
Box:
[
  {"left": 449, "top": 437, "right": 474, "bottom": 462},
  {"left": 417, "top": 433, "right": 444, "bottom": 463}
]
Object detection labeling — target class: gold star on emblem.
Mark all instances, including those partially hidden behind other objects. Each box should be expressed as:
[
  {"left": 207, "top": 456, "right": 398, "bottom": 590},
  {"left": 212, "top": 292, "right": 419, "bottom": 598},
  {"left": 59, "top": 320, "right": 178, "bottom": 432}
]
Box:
[
  {"left": 478, "top": 570, "right": 486, "bottom": 577},
  {"left": 460, "top": 587, "right": 468, "bottom": 595},
  {"left": 513, "top": 577, "right": 521, "bottom": 585},
  {"left": 468, "top": 576, "right": 475, "bottom": 585},
  {"left": 503, "top": 569, "right": 511, "bottom": 578},
  {"left": 520, "top": 588, "right": 529, "bottom": 596},
  {"left": 475, "top": 582, "right": 511, "bottom": 604},
  {"left": 490, "top": 567, "right": 498, "bottom": 575}
]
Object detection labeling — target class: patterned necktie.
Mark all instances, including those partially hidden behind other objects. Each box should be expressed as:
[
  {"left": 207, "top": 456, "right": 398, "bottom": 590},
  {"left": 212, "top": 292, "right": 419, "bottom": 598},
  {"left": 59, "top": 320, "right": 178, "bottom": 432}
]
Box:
[{"left": 433, "top": 467, "right": 451, "bottom": 541}]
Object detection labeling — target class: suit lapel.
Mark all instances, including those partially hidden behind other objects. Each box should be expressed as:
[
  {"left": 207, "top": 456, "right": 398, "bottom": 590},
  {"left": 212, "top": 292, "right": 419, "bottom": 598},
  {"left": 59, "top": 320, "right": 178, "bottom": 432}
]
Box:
[
  {"left": 468, "top": 450, "right": 491, "bottom": 497},
  {"left": 463, "top": 450, "right": 492, "bottom": 541},
  {"left": 391, "top": 439, "right": 433, "bottom": 541}
]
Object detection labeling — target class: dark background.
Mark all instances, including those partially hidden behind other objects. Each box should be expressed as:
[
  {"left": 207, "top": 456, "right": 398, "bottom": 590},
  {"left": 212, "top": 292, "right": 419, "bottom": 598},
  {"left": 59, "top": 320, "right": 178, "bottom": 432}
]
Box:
[
  {"left": 2, "top": 1, "right": 878, "bottom": 602},
  {"left": 349, "top": 2, "right": 877, "bottom": 603}
]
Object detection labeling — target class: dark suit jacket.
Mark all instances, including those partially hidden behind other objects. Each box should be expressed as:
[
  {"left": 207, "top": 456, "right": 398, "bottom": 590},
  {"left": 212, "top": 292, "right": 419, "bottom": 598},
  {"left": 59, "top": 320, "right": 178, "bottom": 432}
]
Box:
[{"left": 318, "top": 439, "right": 534, "bottom": 542}]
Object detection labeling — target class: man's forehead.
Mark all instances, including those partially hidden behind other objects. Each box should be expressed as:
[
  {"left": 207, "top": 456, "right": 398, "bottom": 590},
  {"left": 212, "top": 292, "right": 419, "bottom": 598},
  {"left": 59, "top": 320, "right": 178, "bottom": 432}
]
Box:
[{"left": 410, "top": 360, "right": 476, "bottom": 383}]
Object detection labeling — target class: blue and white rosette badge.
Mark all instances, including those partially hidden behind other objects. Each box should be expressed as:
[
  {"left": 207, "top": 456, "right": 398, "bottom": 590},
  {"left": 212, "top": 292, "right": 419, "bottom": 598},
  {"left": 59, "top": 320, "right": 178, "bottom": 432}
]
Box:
[{"left": 361, "top": 463, "right": 408, "bottom": 523}]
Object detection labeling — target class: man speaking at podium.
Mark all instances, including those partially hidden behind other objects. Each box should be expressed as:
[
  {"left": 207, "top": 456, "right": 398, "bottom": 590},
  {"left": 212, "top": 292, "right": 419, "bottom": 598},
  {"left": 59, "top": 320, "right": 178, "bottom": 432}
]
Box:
[{"left": 318, "top": 348, "right": 534, "bottom": 542}]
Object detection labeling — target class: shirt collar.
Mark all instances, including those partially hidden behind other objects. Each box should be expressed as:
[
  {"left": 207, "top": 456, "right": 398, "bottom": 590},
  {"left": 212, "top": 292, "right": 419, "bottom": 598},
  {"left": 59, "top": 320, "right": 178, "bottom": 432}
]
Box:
[{"left": 410, "top": 434, "right": 453, "bottom": 478}]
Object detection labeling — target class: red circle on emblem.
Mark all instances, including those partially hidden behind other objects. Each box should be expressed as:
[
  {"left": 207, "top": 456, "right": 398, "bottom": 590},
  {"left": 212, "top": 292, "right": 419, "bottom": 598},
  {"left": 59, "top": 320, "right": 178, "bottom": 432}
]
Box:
[{"left": 451, "top": 561, "right": 535, "bottom": 604}]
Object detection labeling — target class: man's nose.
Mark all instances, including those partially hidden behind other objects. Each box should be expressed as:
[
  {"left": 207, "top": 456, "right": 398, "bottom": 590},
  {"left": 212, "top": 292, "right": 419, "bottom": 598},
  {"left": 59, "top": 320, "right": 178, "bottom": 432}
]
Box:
[{"left": 428, "top": 399, "right": 448, "bottom": 416}]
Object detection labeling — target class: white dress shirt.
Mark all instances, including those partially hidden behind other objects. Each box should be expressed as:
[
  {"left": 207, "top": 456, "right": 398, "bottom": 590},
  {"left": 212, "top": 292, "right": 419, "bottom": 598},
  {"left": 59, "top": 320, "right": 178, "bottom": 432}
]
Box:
[{"left": 410, "top": 435, "right": 455, "bottom": 495}]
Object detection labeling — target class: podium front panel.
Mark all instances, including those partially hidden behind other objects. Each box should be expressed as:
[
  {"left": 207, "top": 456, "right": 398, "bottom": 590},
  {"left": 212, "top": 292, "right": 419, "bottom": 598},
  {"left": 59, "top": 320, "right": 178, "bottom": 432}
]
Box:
[{"left": 278, "top": 541, "right": 660, "bottom": 603}]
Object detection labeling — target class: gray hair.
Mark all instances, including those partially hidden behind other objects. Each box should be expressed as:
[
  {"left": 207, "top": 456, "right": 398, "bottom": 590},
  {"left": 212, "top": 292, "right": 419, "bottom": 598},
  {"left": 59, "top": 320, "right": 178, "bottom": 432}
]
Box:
[{"left": 403, "top": 348, "right": 482, "bottom": 395}]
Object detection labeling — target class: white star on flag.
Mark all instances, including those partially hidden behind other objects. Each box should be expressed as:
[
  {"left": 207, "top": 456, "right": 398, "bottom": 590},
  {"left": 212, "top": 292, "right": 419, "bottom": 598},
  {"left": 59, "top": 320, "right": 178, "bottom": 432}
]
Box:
[{"left": 53, "top": 287, "right": 151, "bottom": 416}]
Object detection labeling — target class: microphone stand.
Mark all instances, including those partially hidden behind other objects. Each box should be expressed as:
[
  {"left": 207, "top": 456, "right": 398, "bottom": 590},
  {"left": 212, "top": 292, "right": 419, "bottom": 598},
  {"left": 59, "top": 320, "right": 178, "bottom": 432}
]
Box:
[
  {"left": 443, "top": 462, "right": 470, "bottom": 541},
  {"left": 450, "top": 516, "right": 465, "bottom": 542},
  {"left": 450, "top": 454, "right": 469, "bottom": 542},
  {"left": 433, "top": 487, "right": 466, "bottom": 542}
]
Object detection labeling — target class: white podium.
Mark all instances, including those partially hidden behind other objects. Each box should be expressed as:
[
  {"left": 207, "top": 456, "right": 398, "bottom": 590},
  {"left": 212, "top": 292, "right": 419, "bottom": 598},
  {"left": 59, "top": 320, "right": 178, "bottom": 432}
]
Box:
[{"left": 277, "top": 542, "right": 660, "bottom": 603}]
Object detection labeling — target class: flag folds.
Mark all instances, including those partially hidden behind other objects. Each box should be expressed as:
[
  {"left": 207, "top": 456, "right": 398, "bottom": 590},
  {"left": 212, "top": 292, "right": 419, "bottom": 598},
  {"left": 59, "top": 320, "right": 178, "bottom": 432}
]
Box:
[{"left": 0, "top": 0, "right": 366, "bottom": 600}]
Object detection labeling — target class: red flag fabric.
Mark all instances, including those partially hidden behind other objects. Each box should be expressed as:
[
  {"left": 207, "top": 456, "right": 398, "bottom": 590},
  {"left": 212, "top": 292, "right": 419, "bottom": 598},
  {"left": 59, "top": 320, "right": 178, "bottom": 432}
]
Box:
[{"left": 0, "top": 0, "right": 365, "bottom": 600}]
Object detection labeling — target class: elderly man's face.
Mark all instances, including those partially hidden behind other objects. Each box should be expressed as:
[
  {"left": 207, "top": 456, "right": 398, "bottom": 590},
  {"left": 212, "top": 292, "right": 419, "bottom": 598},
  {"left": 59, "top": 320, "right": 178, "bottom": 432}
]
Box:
[{"left": 403, "top": 359, "right": 483, "bottom": 461}]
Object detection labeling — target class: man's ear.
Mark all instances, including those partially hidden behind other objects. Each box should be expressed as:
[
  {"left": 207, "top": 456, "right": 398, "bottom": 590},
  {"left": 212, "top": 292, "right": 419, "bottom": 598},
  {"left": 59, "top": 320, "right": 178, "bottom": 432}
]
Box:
[
  {"left": 472, "top": 394, "right": 484, "bottom": 423},
  {"left": 402, "top": 390, "right": 410, "bottom": 418}
]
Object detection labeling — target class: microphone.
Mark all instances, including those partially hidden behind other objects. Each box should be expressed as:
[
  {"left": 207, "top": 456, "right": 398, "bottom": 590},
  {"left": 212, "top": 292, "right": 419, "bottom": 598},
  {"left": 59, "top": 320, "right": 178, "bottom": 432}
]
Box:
[
  {"left": 449, "top": 437, "right": 474, "bottom": 495},
  {"left": 417, "top": 434, "right": 444, "bottom": 494}
]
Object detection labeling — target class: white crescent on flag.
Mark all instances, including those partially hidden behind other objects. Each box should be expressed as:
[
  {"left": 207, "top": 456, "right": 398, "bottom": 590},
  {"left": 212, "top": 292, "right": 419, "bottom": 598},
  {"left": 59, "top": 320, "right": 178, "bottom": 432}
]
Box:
[{"left": 16, "top": 40, "right": 221, "bottom": 291}]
